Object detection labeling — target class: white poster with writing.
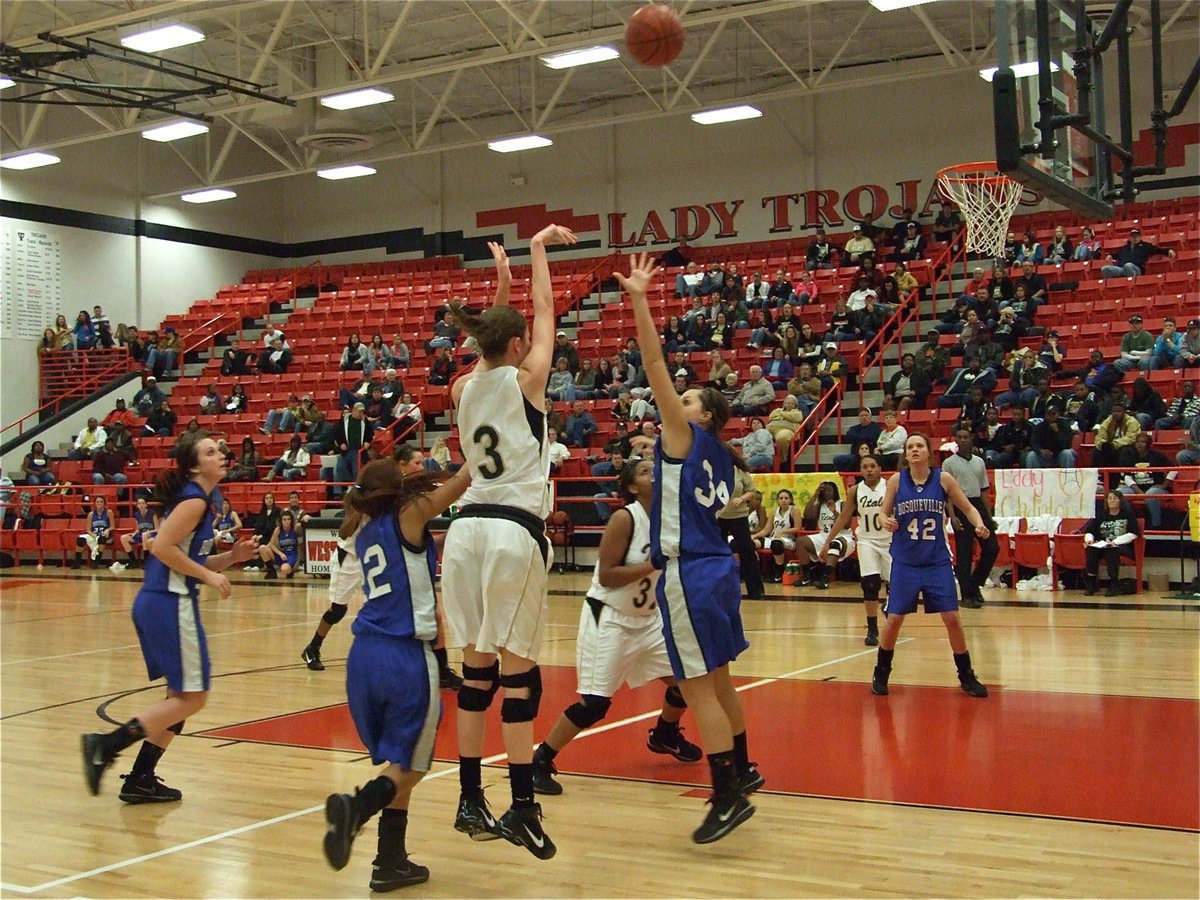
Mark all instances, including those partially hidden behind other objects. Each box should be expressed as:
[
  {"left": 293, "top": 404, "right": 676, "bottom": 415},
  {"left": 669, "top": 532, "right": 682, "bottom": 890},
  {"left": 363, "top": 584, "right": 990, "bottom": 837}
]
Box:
[
  {"left": 2, "top": 226, "right": 62, "bottom": 340},
  {"left": 993, "top": 468, "right": 1099, "bottom": 519}
]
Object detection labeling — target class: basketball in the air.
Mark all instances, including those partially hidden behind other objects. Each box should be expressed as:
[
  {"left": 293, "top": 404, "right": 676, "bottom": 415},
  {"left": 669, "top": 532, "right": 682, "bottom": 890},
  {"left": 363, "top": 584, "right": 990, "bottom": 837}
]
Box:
[{"left": 625, "top": 4, "right": 685, "bottom": 67}]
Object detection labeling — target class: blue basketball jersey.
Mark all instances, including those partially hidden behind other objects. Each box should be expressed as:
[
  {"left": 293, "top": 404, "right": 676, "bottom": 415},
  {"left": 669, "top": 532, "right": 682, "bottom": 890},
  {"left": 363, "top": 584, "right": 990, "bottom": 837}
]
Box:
[
  {"left": 353, "top": 513, "right": 438, "bottom": 641},
  {"left": 652, "top": 423, "right": 734, "bottom": 565},
  {"left": 89, "top": 509, "right": 110, "bottom": 536},
  {"left": 135, "top": 508, "right": 157, "bottom": 533},
  {"left": 891, "top": 468, "right": 952, "bottom": 567},
  {"left": 143, "top": 481, "right": 216, "bottom": 599},
  {"left": 278, "top": 526, "right": 298, "bottom": 554}
]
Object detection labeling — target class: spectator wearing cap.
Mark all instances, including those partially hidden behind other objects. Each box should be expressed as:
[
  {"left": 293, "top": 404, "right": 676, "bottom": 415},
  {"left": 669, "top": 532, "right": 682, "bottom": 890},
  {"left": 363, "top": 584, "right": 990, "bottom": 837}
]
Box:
[
  {"left": 1100, "top": 228, "right": 1176, "bottom": 278},
  {"left": 1026, "top": 405, "right": 1076, "bottom": 468},
  {"left": 815, "top": 342, "right": 848, "bottom": 390},
  {"left": 844, "top": 225, "right": 875, "bottom": 265},
  {"left": 103, "top": 397, "right": 137, "bottom": 429},
  {"left": 551, "top": 330, "right": 580, "bottom": 373},
  {"left": 1181, "top": 319, "right": 1200, "bottom": 367},
  {"left": 1148, "top": 317, "right": 1186, "bottom": 371},
  {"left": 1092, "top": 399, "right": 1140, "bottom": 484},
  {"left": 805, "top": 227, "right": 838, "bottom": 271},
  {"left": 1114, "top": 315, "right": 1155, "bottom": 372},
  {"left": 1038, "top": 328, "right": 1065, "bottom": 373},
  {"left": 893, "top": 221, "right": 926, "bottom": 263}
]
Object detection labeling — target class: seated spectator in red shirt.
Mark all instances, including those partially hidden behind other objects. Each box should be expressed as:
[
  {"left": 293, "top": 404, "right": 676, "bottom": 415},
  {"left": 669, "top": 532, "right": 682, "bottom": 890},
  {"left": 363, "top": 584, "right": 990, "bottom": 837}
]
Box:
[{"left": 103, "top": 398, "right": 137, "bottom": 429}]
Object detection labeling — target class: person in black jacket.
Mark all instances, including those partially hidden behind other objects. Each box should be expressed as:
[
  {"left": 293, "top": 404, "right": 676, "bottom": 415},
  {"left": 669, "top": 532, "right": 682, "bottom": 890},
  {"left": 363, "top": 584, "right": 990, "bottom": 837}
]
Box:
[
  {"left": 1082, "top": 490, "right": 1142, "bottom": 595},
  {"left": 1025, "top": 404, "right": 1076, "bottom": 468},
  {"left": 1100, "top": 228, "right": 1176, "bottom": 277},
  {"left": 1116, "top": 432, "right": 1172, "bottom": 528},
  {"left": 805, "top": 228, "right": 839, "bottom": 271},
  {"left": 884, "top": 353, "right": 930, "bottom": 412}
]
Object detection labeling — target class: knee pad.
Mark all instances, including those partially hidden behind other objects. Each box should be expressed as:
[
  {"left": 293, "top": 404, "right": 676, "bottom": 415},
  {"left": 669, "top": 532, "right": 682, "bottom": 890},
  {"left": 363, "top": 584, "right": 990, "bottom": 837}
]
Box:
[
  {"left": 499, "top": 666, "right": 543, "bottom": 724},
  {"left": 563, "top": 694, "right": 612, "bottom": 729},
  {"left": 828, "top": 536, "right": 849, "bottom": 558},
  {"left": 321, "top": 604, "right": 348, "bottom": 627},
  {"left": 457, "top": 662, "right": 500, "bottom": 712},
  {"left": 664, "top": 685, "right": 687, "bottom": 710},
  {"left": 862, "top": 574, "right": 882, "bottom": 601},
  {"left": 769, "top": 539, "right": 784, "bottom": 555},
  {"left": 167, "top": 720, "right": 185, "bottom": 735}
]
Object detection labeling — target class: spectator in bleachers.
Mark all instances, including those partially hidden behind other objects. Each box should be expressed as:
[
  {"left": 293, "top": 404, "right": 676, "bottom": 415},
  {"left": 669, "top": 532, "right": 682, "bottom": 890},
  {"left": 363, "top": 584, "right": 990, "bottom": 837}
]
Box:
[
  {"left": 142, "top": 398, "right": 176, "bottom": 436},
  {"left": 710, "top": 312, "right": 736, "bottom": 351},
  {"left": 224, "top": 383, "right": 249, "bottom": 413},
  {"left": 1180, "top": 318, "right": 1200, "bottom": 367},
  {"left": 765, "top": 394, "right": 806, "bottom": 461},
  {"left": 985, "top": 406, "right": 1032, "bottom": 469},
  {"left": 1015, "top": 229, "right": 1044, "bottom": 265},
  {"left": 221, "top": 346, "right": 251, "bottom": 376},
  {"left": 629, "top": 420, "right": 659, "bottom": 458},
  {"left": 731, "top": 365, "right": 775, "bottom": 416},
  {"left": 657, "top": 238, "right": 692, "bottom": 269},
  {"left": 1026, "top": 404, "right": 1076, "bottom": 469},
  {"left": 939, "top": 357, "right": 997, "bottom": 408},
  {"left": 916, "top": 329, "right": 951, "bottom": 385},
  {"left": 685, "top": 314, "right": 712, "bottom": 352},
  {"left": 132, "top": 375, "right": 165, "bottom": 416},
  {"left": 718, "top": 274, "right": 745, "bottom": 307},
  {"left": 877, "top": 277, "right": 903, "bottom": 314},
  {"left": 706, "top": 349, "right": 733, "bottom": 387},
  {"left": 609, "top": 355, "right": 639, "bottom": 395},
  {"left": 1005, "top": 283, "right": 1038, "bottom": 331},
  {"left": 96, "top": 318, "right": 115, "bottom": 349},
  {"left": 286, "top": 490, "right": 313, "bottom": 528},
  {"left": 428, "top": 345, "right": 456, "bottom": 385},
  {"left": 895, "top": 260, "right": 920, "bottom": 296},
  {"left": 562, "top": 399, "right": 597, "bottom": 448},
  {"left": 247, "top": 492, "right": 281, "bottom": 569},
  {"left": 545, "top": 398, "right": 566, "bottom": 436},
  {"left": 890, "top": 209, "right": 917, "bottom": 249},
  {"left": 855, "top": 254, "right": 887, "bottom": 291},
  {"left": 428, "top": 436, "right": 453, "bottom": 472},
  {"left": 389, "top": 333, "right": 411, "bottom": 368},
  {"left": 151, "top": 327, "right": 181, "bottom": 375},
  {"left": 1074, "top": 225, "right": 1102, "bottom": 261},
  {"left": 732, "top": 418, "right": 774, "bottom": 472},
  {"left": 338, "top": 375, "right": 377, "bottom": 411},
  {"left": 874, "top": 410, "right": 908, "bottom": 470},
  {"left": 827, "top": 298, "right": 856, "bottom": 342},
  {"left": 858, "top": 212, "right": 884, "bottom": 244},
  {"left": 571, "top": 357, "right": 599, "bottom": 399},
  {"left": 547, "top": 356, "right": 577, "bottom": 402},
  {"left": 744, "top": 271, "right": 770, "bottom": 308},
  {"left": 1147, "top": 317, "right": 1186, "bottom": 371},
  {"left": 611, "top": 387, "right": 635, "bottom": 422},
  {"left": 304, "top": 411, "right": 337, "bottom": 456},
  {"left": 987, "top": 262, "right": 1015, "bottom": 304},
  {"left": 258, "top": 336, "right": 292, "bottom": 374},
  {"left": 791, "top": 271, "right": 817, "bottom": 308},
  {"left": 339, "top": 333, "right": 368, "bottom": 371},
  {"left": 262, "top": 325, "right": 287, "bottom": 348},
  {"left": 106, "top": 419, "right": 135, "bottom": 461},
  {"left": 551, "top": 330, "right": 581, "bottom": 373},
  {"left": 787, "top": 362, "right": 822, "bottom": 417},
  {"left": 1114, "top": 314, "right": 1155, "bottom": 372},
  {"left": 1024, "top": 377, "right": 1056, "bottom": 422},
  {"left": 1003, "top": 231, "right": 1020, "bottom": 263},
  {"left": 790, "top": 323, "right": 818, "bottom": 368},
  {"left": 854, "top": 294, "right": 887, "bottom": 344},
  {"left": 763, "top": 346, "right": 794, "bottom": 391},
  {"left": 198, "top": 383, "right": 223, "bottom": 414},
  {"left": 1116, "top": 432, "right": 1172, "bottom": 528},
  {"left": 663, "top": 314, "right": 691, "bottom": 353},
  {"left": 992, "top": 307, "right": 1020, "bottom": 354},
  {"left": 69, "top": 417, "right": 107, "bottom": 460},
  {"left": 1092, "top": 399, "right": 1140, "bottom": 484},
  {"left": 767, "top": 269, "right": 794, "bottom": 307},
  {"left": 52, "top": 313, "right": 74, "bottom": 350},
  {"left": 91, "top": 437, "right": 130, "bottom": 485},
  {"left": 1177, "top": 415, "right": 1200, "bottom": 466},
  {"left": 846, "top": 276, "right": 875, "bottom": 312},
  {"left": 1100, "top": 228, "right": 1175, "bottom": 278},
  {"left": 967, "top": 328, "right": 1005, "bottom": 376},
  {"left": 995, "top": 348, "right": 1046, "bottom": 409},
  {"left": 183, "top": 416, "right": 202, "bottom": 436},
  {"left": 1128, "top": 377, "right": 1167, "bottom": 430},
  {"left": 225, "top": 437, "right": 260, "bottom": 482},
  {"left": 936, "top": 297, "right": 972, "bottom": 336},
  {"left": 21, "top": 440, "right": 55, "bottom": 486},
  {"left": 1038, "top": 329, "right": 1065, "bottom": 373},
  {"left": 698, "top": 262, "right": 726, "bottom": 296},
  {"left": 675, "top": 261, "right": 705, "bottom": 299},
  {"left": 593, "top": 356, "right": 616, "bottom": 396},
  {"left": 73, "top": 310, "right": 97, "bottom": 350},
  {"left": 894, "top": 222, "right": 926, "bottom": 263},
  {"left": 362, "top": 333, "right": 391, "bottom": 377},
  {"left": 604, "top": 420, "right": 636, "bottom": 459},
  {"left": 832, "top": 408, "right": 882, "bottom": 472},
  {"left": 844, "top": 225, "right": 875, "bottom": 265},
  {"left": 619, "top": 337, "right": 642, "bottom": 372},
  {"left": 932, "top": 202, "right": 962, "bottom": 249},
  {"left": 364, "top": 385, "right": 394, "bottom": 431},
  {"left": 884, "top": 353, "right": 930, "bottom": 412},
  {"left": 629, "top": 387, "right": 657, "bottom": 422},
  {"left": 546, "top": 428, "right": 570, "bottom": 474},
  {"left": 668, "top": 350, "right": 697, "bottom": 384},
  {"left": 805, "top": 227, "right": 838, "bottom": 271},
  {"left": 38, "top": 327, "right": 60, "bottom": 358},
  {"left": 1157, "top": 381, "right": 1198, "bottom": 431},
  {"left": 1046, "top": 225, "right": 1074, "bottom": 263},
  {"left": 672, "top": 370, "right": 690, "bottom": 394},
  {"left": 263, "top": 394, "right": 302, "bottom": 434},
  {"left": 426, "top": 306, "right": 460, "bottom": 353},
  {"left": 375, "top": 369, "right": 404, "bottom": 405},
  {"left": 815, "top": 342, "right": 848, "bottom": 390},
  {"left": 1015, "top": 260, "right": 1048, "bottom": 306},
  {"left": 330, "top": 402, "right": 373, "bottom": 494},
  {"left": 1073, "top": 348, "right": 1124, "bottom": 393},
  {"left": 103, "top": 397, "right": 136, "bottom": 430},
  {"left": 1061, "top": 380, "right": 1099, "bottom": 433},
  {"left": 590, "top": 452, "right": 628, "bottom": 524}
]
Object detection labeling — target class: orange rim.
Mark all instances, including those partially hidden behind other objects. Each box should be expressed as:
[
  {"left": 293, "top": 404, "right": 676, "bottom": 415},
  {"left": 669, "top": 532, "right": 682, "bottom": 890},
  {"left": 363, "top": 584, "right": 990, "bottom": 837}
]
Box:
[{"left": 936, "top": 161, "right": 1012, "bottom": 184}]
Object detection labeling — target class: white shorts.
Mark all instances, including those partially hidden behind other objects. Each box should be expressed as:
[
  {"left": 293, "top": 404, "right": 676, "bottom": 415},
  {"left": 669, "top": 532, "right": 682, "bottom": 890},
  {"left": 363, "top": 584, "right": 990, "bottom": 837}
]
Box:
[
  {"left": 756, "top": 535, "right": 796, "bottom": 552},
  {"left": 807, "top": 531, "right": 856, "bottom": 558},
  {"left": 441, "top": 516, "right": 552, "bottom": 661},
  {"left": 328, "top": 546, "right": 362, "bottom": 607},
  {"left": 856, "top": 538, "right": 892, "bottom": 581},
  {"left": 576, "top": 600, "right": 671, "bottom": 697}
]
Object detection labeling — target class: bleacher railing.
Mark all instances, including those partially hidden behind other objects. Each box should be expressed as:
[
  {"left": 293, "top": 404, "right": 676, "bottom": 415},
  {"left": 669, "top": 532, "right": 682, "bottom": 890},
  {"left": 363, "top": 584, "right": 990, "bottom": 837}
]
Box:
[{"left": 788, "top": 379, "right": 845, "bottom": 471}]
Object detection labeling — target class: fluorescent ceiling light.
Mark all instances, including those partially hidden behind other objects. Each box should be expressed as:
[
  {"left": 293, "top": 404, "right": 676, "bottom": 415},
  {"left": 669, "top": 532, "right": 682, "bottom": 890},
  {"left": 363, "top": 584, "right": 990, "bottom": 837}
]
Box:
[
  {"left": 0, "top": 151, "right": 61, "bottom": 170},
  {"left": 317, "top": 164, "right": 377, "bottom": 180},
  {"left": 487, "top": 135, "right": 553, "bottom": 153},
  {"left": 980, "top": 61, "right": 1060, "bottom": 81},
  {"left": 869, "top": 0, "right": 940, "bottom": 11},
  {"left": 142, "top": 120, "right": 209, "bottom": 142},
  {"left": 0, "top": 78, "right": 14, "bottom": 90},
  {"left": 539, "top": 45, "right": 620, "bottom": 69},
  {"left": 320, "top": 88, "right": 394, "bottom": 110},
  {"left": 120, "top": 24, "right": 205, "bottom": 53},
  {"left": 691, "top": 104, "right": 762, "bottom": 125},
  {"left": 181, "top": 188, "right": 236, "bottom": 204}
]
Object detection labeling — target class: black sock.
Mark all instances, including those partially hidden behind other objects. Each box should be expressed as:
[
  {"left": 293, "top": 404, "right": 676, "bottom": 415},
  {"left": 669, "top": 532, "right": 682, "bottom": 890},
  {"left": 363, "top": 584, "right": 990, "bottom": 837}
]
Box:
[
  {"left": 433, "top": 646, "right": 450, "bottom": 673},
  {"left": 867, "top": 615, "right": 878, "bottom": 631},
  {"left": 651, "top": 715, "right": 676, "bottom": 736},
  {"left": 707, "top": 750, "right": 738, "bottom": 796},
  {"left": 129, "top": 740, "right": 165, "bottom": 777},
  {"left": 309, "top": 631, "right": 325, "bottom": 649},
  {"left": 953, "top": 650, "right": 973, "bottom": 677},
  {"left": 877, "top": 647, "right": 895, "bottom": 670},
  {"left": 460, "top": 757, "right": 482, "bottom": 794},
  {"left": 535, "top": 742, "right": 557, "bottom": 763},
  {"left": 731, "top": 731, "right": 748, "bottom": 773},
  {"left": 106, "top": 718, "right": 147, "bottom": 754},
  {"left": 353, "top": 775, "right": 398, "bottom": 825},
  {"left": 510, "top": 763, "right": 534, "bottom": 808},
  {"left": 375, "top": 808, "right": 408, "bottom": 867}
]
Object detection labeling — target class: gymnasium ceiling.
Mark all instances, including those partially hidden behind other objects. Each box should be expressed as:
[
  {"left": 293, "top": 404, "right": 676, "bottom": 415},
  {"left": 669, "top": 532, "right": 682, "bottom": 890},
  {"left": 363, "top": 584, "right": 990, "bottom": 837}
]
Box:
[{"left": 1, "top": 1, "right": 1196, "bottom": 200}]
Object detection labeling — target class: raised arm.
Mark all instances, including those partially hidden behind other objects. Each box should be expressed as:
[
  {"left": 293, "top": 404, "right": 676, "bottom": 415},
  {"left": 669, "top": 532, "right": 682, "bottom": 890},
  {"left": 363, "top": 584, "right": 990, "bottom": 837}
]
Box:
[
  {"left": 941, "top": 472, "right": 989, "bottom": 538},
  {"left": 519, "top": 224, "right": 577, "bottom": 404},
  {"left": 400, "top": 466, "right": 472, "bottom": 546},
  {"left": 488, "top": 241, "right": 511, "bottom": 307},
  {"left": 617, "top": 252, "right": 692, "bottom": 458}
]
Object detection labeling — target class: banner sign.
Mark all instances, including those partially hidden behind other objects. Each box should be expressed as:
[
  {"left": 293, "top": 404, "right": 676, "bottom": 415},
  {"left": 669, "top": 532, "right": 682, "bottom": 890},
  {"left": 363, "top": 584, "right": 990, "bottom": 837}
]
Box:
[{"left": 994, "top": 468, "right": 1099, "bottom": 519}]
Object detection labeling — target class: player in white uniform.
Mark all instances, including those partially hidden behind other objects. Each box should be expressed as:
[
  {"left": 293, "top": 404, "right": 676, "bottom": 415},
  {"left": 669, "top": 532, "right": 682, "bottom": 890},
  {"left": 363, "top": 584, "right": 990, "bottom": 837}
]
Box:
[
  {"left": 530, "top": 459, "right": 702, "bottom": 796},
  {"left": 441, "top": 227, "right": 576, "bottom": 861},
  {"left": 794, "top": 481, "right": 854, "bottom": 589},
  {"left": 820, "top": 454, "right": 890, "bottom": 645},
  {"left": 751, "top": 488, "right": 798, "bottom": 583}
]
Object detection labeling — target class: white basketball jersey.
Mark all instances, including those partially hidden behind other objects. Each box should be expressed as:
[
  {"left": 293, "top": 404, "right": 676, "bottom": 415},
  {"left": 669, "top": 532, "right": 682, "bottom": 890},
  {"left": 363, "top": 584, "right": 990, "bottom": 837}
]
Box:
[
  {"left": 855, "top": 480, "right": 889, "bottom": 543},
  {"left": 457, "top": 366, "right": 551, "bottom": 517},
  {"left": 588, "top": 503, "right": 659, "bottom": 617},
  {"left": 818, "top": 501, "right": 840, "bottom": 534},
  {"left": 770, "top": 506, "right": 794, "bottom": 539}
]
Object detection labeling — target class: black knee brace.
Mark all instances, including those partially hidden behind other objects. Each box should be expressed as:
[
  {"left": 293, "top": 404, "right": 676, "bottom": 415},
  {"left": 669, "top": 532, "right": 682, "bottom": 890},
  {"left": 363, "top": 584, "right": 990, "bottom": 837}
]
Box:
[
  {"left": 563, "top": 693, "right": 612, "bottom": 729},
  {"left": 167, "top": 720, "right": 185, "bottom": 735},
  {"left": 769, "top": 539, "right": 785, "bottom": 555},
  {"left": 500, "top": 666, "right": 543, "bottom": 723},
  {"left": 457, "top": 661, "right": 500, "bottom": 712},
  {"left": 664, "top": 685, "right": 687, "bottom": 710},
  {"left": 862, "top": 574, "right": 882, "bottom": 602},
  {"left": 321, "top": 604, "right": 348, "bottom": 627}
]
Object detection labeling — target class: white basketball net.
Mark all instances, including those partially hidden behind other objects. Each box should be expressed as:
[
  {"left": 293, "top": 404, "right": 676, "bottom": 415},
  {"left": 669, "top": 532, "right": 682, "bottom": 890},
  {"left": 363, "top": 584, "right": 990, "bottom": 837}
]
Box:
[{"left": 937, "top": 168, "right": 1024, "bottom": 259}]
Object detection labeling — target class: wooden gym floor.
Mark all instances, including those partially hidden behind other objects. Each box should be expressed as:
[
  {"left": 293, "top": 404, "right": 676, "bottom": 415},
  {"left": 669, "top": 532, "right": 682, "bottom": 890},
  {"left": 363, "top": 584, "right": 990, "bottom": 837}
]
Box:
[{"left": 1, "top": 567, "right": 1196, "bottom": 898}]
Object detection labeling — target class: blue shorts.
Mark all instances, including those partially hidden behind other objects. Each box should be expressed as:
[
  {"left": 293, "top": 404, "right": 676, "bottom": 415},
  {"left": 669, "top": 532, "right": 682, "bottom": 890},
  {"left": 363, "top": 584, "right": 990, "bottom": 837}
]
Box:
[
  {"left": 887, "top": 561, "right": 960, "bottom": 615},
  {"left": 346, "top": 635, "right": 440, "bottom": 770},
  {"left": 657, "top": 554, "right": 748, "bottom": 680},
  {"left": 131, "top": 588, "right": 211, "bottom": 692},
  {"left": 281, "top": 550, "right": 298, "bottom": 568}
]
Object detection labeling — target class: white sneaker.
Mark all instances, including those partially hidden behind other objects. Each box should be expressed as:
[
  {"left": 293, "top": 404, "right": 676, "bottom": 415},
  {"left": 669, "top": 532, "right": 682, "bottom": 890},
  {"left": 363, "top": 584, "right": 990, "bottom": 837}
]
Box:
[{"left": 109, "top": 562, "right": 126, "bottom": 572}]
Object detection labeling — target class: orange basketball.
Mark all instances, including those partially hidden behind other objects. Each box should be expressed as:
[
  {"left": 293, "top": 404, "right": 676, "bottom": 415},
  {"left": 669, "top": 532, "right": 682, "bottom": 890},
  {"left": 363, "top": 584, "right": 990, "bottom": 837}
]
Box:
[{"left": 625, "top": 4, "right": 685, "bottom": 67}]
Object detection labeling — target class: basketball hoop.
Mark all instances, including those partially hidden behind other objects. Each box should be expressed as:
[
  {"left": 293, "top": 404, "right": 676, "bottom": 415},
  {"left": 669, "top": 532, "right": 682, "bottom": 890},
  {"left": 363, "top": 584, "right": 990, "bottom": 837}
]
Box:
[{"left": 936, "top": 162, "right": 1024, "bottom": 259}]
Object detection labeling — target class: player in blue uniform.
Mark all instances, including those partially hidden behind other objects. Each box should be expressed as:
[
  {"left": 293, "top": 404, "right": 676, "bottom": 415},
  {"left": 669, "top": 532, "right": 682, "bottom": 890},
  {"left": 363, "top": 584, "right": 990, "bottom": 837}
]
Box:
[
  {"left": 212, "top": 497, "right": 241, "bottom": 546},
  {"left": 72, "top": 494, "right": 114, "bottom": 567},
  {"left": 321, "top": 459, "right": 471, "bottom": 892},
  {"left": 875, "top": 432, "right": 990, "bottom": 698},
  {"left": 113, "top": 496, "right": 161, "bottom": 571},
  {"left": 81, "top": 432, "right": 259, "bottom": 802},
  {"left": 619, "top": 252, "right": 759, "bottom": 845},
  {"left": 258, "top": 509, "right": 301, "bottom": 577}
]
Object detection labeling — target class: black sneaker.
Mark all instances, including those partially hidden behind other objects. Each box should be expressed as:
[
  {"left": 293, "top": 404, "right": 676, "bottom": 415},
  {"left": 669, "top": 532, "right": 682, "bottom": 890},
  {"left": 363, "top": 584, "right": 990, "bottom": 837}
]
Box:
[
  {"left": 740, "top": 763, "right": 765, "bottom": 795},
  {"left": 498, "top": 803, "right": 556, "bottom": 860},
  {"left": 798, "top": 574, "right": 814, "bottom": 586},
  {"left": 323, "top": 793, "right": 359, "bottom": 870},
  {"left": 865, "top": 628, "right": 879, "bottom": 647},
  {"left": 816, "top": 576, "right": 830, "bottom": 589},
  {"left": 454, "top": 790, "right": 502, "bottom": 841},
  {"left": 691, "top": 790, "right": 755, "bottom": 844},
  {"left": 118, "top": 773, "right": 182, "bottom": 804},
  {"left": 646, "top": 725, "right": 703, "bottom": 763},
  {"left": 959, "top": 672, "right": 989, "bottom": 698},
  {"left": 960, "top": 594, "right": 983, "bottom": 609},
  {"left": 301, "top": 645, "right": 325, "bottom": 671},
  {"left": 81, "top": 732, "right": 117, "bottom": 795},
  {"left": 532, "top": 755, "right": 563, "bottom": 796},
  {"left": 439, "top": 668, "right": 463, "bottom": 690},
  {"left": 871, "top": 665, "right": 890, "bottom": 696},
  {"left": 265, "top": 563, "right": 277, "bottom": 579},
  {"left": 369, "top": 858, "right": 430, "bottom": 892}
]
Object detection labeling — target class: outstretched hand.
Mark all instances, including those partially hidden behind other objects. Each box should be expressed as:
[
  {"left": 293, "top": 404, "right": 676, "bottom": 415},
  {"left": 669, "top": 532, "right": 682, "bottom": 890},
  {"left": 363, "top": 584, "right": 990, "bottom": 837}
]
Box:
[
  {"left": 531, "top": 224, "right": 578, "bottom": 246},
  {"left": 487, "top": 241, "right": 510, "bottom": 275},
  {"left": 613, "top": 252, "right": 661, "bottom": 300}
]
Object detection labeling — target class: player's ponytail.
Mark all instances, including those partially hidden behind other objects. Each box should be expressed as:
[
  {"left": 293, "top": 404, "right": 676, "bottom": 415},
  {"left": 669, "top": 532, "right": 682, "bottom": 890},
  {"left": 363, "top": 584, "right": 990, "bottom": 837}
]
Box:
[{"left": 447, "top": 299, "right": 526, "bottom": 361}]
